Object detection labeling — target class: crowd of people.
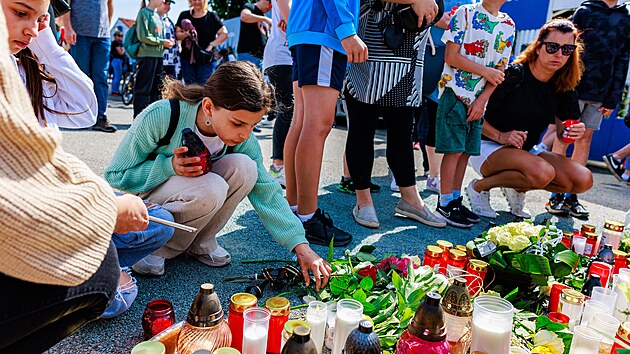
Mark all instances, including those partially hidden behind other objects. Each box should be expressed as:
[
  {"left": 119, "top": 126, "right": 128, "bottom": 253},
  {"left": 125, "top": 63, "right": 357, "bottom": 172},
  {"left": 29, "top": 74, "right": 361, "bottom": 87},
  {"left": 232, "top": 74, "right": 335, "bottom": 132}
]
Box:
[{"left": 0, "top": 0, "right": 628, "bottom": 352}]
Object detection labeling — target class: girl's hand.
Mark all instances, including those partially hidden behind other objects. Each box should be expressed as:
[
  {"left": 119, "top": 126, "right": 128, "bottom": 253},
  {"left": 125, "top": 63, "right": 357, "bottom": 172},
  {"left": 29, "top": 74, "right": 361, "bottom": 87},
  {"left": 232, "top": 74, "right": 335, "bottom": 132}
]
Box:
[
  {"left": 38, "top": 13, "right": 50, "bottom": 32},
  {"left": 295, "top": 244, "right": 332, "bottom": 291},
  {"left": 172, "top": 147, "right": 205, "bottom": 177},
  {"left": 467, "top": 97, "right": 486, "bottom": 122},
  {"left": 567, "top": 122, "right": 586, "bottom": 140}
]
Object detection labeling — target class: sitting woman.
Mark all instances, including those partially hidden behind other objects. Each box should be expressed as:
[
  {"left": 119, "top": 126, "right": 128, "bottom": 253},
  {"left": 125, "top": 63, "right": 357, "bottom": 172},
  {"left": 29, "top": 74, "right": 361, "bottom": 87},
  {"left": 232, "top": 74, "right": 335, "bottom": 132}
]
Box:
[
  {"left": 466, "top": 19, "right": 593, "bottom": 217},
  {"left": 105, "top": 61, "right": 331, "bottom": 290},
  {"left": 2, "top": 0, "right": 175, "bottom": 318}
]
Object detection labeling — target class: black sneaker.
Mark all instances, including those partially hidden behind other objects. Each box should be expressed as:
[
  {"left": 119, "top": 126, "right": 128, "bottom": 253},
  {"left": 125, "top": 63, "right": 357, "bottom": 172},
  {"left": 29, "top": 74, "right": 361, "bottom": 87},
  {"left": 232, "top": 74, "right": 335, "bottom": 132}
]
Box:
[
  {"left": 253, "top": 126, "right": 262, "bottom": 133},
  {"left": 603, "top": 154, "right": 625, "bottom": 182},
  {"left": 564, "top": 194, "right": 590, "bottom": 219},
  {"left": 455, "top": 197, "right": 480, "bottom": 223},
  {"left": 303, "top": 208, "right": 352, "bottom": 247},
  {"left": 436, "top": 199, "right": 474, "bottom": 228},
  {"left": 337, "top": 177, "right": 380, "bottom": 194},
  {"left": 545, "top": 194, "right": 569, "bottom": 216},
  {"left": 92, "top": 118, "right": 117, "bottom": 133}
]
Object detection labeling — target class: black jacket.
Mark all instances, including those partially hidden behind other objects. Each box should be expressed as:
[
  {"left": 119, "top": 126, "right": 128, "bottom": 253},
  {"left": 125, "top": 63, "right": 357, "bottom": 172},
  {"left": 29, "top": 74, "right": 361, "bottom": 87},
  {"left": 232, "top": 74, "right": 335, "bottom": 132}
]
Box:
[{"left": 572, "top": 1, "right": 630, "bottom": 108}]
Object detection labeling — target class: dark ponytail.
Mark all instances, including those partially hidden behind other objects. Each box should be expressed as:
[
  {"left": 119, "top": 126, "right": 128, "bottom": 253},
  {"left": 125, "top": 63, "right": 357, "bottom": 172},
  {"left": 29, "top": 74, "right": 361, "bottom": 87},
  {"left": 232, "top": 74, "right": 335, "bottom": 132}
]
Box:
[{"left": 17, "top": 49, "right": 56, "bottom": 126}]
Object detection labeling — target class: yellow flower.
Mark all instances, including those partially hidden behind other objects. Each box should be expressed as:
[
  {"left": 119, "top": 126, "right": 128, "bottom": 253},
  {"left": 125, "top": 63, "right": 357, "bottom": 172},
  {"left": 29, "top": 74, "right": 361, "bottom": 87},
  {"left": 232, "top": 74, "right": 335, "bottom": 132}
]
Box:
[
  {"left": 531, "top": 330, "right": 564, "bottom": 354},
  {"left": 531, "top": 345, "right": 557, "bottom": 354}
]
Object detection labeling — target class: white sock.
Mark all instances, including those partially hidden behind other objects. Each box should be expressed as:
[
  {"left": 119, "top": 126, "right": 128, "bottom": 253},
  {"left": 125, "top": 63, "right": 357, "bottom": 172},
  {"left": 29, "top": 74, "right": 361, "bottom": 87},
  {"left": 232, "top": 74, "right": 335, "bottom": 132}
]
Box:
[
  {"left": 298, "top": 212, "right": 315, "bottom": 222},
  {"left": 623, "top": 173, "right": 630, "bottom": 182},
  {"left": 290, "top": 205, "right": 298, "bottom": 213}
]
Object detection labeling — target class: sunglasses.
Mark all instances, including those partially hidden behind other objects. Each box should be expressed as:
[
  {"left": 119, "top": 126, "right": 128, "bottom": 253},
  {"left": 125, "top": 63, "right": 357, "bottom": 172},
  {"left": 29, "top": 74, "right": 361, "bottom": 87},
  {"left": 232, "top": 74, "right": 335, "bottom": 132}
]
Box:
[{"left": 542, "top": 42, "right": 577, "bottom": 56}]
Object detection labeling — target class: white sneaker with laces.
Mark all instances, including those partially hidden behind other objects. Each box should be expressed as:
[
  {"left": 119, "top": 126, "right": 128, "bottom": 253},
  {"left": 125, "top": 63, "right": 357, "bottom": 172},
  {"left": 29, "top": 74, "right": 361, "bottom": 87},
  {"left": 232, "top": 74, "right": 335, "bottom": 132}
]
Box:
[
  {"left": 425, "top": 175, "right": 440, "bottom": 193},
  {"left": 132, "top": 254, "right": 165, "bottom": 276},
  {"left": 501, "top": 187, "right": 531, "bottom": 218},
  {"left": 190, "top": 245, "right": 232, "bottom": 267},
  {"left": 465, "top": 179, "right": 497, "bottom": 218},
  {"left": 390, "top": 177, "right": 400, "bottom": 192}
]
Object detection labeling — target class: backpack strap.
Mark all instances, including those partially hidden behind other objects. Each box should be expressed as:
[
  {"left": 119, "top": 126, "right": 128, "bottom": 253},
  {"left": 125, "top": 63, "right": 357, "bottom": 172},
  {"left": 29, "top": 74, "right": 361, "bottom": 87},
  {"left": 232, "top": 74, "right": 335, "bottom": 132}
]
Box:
[{"left": 157, "top": 99, "right": 180, "bottom": 147}]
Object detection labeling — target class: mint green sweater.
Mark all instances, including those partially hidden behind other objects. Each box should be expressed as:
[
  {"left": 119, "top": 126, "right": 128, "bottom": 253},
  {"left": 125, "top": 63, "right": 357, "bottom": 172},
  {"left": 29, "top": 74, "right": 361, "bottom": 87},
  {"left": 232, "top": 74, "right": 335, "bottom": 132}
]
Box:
[
  {"left": 136, "top": 7, "right": 165, "bottom": 58},
  {"left": 104, "top": 99, "right": 307, "bottom": 252}
]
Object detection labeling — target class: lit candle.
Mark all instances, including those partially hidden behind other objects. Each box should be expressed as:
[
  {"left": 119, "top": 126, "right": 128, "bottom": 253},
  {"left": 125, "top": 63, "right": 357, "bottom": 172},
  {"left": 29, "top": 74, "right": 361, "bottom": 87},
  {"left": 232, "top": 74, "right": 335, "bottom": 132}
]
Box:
[
  {"left": 242, "top": 325, "right": 267, "bottom": 354},
  {"left": 306, "top": 301, "right": 327, "bottom": 354},
  {"left": 332, "top": 299, "right": 363, "bottom": 354}
]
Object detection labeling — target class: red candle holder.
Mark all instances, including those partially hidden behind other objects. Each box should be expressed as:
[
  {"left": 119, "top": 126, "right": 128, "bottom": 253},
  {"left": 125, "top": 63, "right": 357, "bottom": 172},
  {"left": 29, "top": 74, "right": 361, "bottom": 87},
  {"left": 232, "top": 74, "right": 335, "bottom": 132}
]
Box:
[
  {"left": 548, "top": 312, "right": 569, "bottom": 325},
  {"left": 142, "top": 299, "right": 175, "bottom": 340},
  {"left": 549, "top": 283, "right": 569, "bottom": 313},
  {"left": 588, "top": 261, "right": 613, "bottom": 288}
]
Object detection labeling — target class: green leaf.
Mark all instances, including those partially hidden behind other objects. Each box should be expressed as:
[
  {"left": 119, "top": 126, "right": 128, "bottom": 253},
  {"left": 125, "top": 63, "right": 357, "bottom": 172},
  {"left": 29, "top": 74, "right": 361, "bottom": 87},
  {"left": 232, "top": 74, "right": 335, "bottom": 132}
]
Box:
[
  {"left": 317, "top": 289, "right": 331, "bottom": 302},
  {"left": 353, "top": 288, "right": 367, "bottom": 302},
  {"left": 348, "top": 276, "right": 359, "bottom": 292},
  {"left": 330, "top": 277, "right": 348, "bottom": 296},
  {"left": 551, "top": 250, "right": 579, "bottom": 278},
  {"left": 532, "top": 274, "right": 549, "bottom": 286},
  {"left": 507, "top": 253, "right": 552, "bottom": 275},
  {"left": 362, "top": 301, "right": 377, "bottom": 316},
  {"left": 359, "top": 245, "right": 377, "bottom": 254},
  {"left": 391, "top": 269, "right": 403, "bottom": 290},
  {"left": 356, "top": 252, "right": 378, "bottom": 263},
  {"left": 360, "top": 276, "right": 374, "bottom": 291},
  {"left": 489, "top": 252, "right": 508, "bottom": 270},
  {"left": 327, "top": 237, "right": 334, "bottom": 263},
  {"left": 406, "top": 287, "right": 427, "bottom": 309},
  {"left": 399, "top": 307, "right": 415, "bottom": 329},
  {"left": 504, "top": 287, "right": 519, "bottom": 302}
]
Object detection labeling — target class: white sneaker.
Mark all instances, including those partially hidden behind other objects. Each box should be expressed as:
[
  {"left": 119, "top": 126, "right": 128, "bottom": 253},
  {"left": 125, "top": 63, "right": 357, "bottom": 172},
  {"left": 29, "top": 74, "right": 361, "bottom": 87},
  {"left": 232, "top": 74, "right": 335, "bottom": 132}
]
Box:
[
  {"left": 465, "top": 179, "right": 497, "bottom": 218},
  {"left": 501, "top": 187, "right": 531, "bottom": 218},
  {"left": 259, "top": 117, "right": 273, "bottom": 126},
  {"left": 425, "top": 175, "right": 440, "bottom": 193},
  {"left": 268, "top": 164, "right": 286, "bottom": 186},
  {"left": 132, "top": 254, "right": 165, "bottom": 276},
  {"left": 190, "top": 245, "right": 232, "bottom": 267},
  {"left": 390, "top": 177, "right": 400, "bottom": 192}
]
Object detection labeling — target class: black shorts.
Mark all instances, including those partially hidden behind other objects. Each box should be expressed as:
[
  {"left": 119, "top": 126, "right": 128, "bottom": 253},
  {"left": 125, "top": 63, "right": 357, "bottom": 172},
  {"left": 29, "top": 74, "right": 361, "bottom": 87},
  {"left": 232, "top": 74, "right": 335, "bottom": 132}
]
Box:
[{"left": 290, "top": 44, "right": 347, "bottom": 92}]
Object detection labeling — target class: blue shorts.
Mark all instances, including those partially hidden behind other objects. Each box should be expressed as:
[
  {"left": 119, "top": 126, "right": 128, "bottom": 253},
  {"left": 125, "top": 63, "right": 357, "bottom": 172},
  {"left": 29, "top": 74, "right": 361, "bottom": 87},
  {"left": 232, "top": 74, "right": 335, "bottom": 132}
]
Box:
[{"left": 290, "top": 44, "right": 347, "bottom": 92}]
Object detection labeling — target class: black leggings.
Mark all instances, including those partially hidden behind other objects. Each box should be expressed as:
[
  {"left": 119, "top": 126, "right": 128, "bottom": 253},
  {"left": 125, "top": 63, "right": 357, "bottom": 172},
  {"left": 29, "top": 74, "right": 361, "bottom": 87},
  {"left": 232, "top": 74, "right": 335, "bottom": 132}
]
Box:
[
  {"left": 344, "top": 90, "right": 416, "bottom": 190},
  {"left": 134, "top": 56, "right": 164, "bottom": 118},
  {"left": 266, "top": 65, "right": 294, "bottom": 161},
  {"left": 0, "top": 243, "right": 119, "bottom": 354}
]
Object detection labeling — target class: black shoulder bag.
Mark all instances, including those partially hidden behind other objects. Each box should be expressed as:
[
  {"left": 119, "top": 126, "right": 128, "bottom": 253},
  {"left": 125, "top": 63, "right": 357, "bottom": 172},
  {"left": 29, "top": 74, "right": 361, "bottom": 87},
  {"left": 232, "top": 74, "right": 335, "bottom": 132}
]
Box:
[{"left": 380, "top": 0, "right": 445, "bottom": 50}]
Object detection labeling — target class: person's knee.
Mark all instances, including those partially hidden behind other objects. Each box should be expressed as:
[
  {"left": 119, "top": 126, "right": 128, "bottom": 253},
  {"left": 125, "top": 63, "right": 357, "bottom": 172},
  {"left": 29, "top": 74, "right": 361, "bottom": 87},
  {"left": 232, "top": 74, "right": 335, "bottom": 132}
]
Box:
[
  {"left": 226, "top": 154, "right": 258, "bottom": 190},
  {"left": 526, "top": 162, "right": 556, "bottom": 189},
  {"left": 570, "top": 167, "right": 593, "bottom": 193},
  {"left": 177, "top": 174, "right": 229, "bottom": 216}
]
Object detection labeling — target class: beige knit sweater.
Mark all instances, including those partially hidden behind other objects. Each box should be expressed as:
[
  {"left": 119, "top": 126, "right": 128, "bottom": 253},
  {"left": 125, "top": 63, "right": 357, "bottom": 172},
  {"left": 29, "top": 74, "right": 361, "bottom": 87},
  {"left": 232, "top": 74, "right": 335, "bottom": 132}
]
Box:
[{"left": 0, "top": 8, "right": 118, "bottom": 287}]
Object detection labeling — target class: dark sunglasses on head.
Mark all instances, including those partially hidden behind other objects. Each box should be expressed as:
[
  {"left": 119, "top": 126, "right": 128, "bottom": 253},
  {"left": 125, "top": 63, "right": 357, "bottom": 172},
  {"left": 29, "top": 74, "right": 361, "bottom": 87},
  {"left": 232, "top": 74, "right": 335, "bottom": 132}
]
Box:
[{"left": 542, "top": 42, "right": 577, "bottom": 56}]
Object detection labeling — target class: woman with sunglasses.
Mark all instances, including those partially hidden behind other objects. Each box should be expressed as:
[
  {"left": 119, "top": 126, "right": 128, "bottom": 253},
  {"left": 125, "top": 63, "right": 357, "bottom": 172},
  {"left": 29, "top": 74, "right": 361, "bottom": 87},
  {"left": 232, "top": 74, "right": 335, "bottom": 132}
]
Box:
[{"left": 466, "top": 19, "right": 593, "bottom": 217}]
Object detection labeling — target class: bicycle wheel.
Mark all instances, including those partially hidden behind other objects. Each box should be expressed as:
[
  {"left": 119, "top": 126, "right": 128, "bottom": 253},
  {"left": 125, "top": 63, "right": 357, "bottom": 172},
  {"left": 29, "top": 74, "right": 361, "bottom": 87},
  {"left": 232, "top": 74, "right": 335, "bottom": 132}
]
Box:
[{"left": 121, "top": 72, "right": 134, "bottom": 106}]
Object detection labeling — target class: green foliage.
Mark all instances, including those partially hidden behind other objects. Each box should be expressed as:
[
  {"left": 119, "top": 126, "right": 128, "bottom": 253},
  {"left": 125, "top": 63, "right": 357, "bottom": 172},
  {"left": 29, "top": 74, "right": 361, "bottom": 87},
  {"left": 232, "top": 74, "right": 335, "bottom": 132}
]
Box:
[{"left": 209, "top": 0, "right": 248, "bottom": 20}]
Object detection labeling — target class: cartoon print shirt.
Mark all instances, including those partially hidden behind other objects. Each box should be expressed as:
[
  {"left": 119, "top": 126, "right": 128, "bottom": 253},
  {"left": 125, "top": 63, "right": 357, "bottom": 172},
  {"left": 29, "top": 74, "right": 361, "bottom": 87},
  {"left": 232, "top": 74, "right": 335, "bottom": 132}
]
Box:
[{"left": 438, "top": 3, "right": 515, "bottom": 107}]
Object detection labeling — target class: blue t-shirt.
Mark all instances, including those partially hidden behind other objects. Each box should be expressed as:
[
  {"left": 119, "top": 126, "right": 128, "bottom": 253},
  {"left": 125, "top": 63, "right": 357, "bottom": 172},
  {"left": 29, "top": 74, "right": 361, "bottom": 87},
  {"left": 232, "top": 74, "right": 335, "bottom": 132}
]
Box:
[{"left": 70, "top": 0, "right": 110, "bottom": 38}]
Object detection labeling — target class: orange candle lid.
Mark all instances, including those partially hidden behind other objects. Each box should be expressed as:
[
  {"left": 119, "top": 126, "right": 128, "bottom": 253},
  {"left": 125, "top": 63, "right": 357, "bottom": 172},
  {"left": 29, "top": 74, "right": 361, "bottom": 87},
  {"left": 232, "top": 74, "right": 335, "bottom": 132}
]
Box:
[
  {"left": 425, "top": 245, "right": 444, "bottom": 258},
  {"left": 583, "top": 231, "right": 598, "bottom": 240},
  {"left": 604, "top": 220, "right": 625, "bottom": 233},
  {"left": 561, "top": 288, "right": 584, "bottom": 304},
  {"left": 229, "top": 293, "right": 257, "bottom": 313},
  {"left": 437, "top": 240, "right": 453, "bottom": 249},
  {"left": 265, "top": 297, "right": 290, "bottom": 316},
  {"left": 449, "top": 249, "right": 467, "bottom": 261},
  {"left": 581, "top": 224, "right": 597, "bottom": 233},
  {"left": 467, "top": 259, "right": 488, "bottom": 272}
]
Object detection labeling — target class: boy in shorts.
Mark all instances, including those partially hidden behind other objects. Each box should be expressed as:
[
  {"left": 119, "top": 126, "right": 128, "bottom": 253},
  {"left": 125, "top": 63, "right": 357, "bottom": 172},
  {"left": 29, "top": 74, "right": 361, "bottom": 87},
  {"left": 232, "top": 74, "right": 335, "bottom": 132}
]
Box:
[
  {"left": 284, "top": 0, "right": 368, "bottom": 246},
  {"left": 435, "top": 0, "right": 515, "bottom": 227}
]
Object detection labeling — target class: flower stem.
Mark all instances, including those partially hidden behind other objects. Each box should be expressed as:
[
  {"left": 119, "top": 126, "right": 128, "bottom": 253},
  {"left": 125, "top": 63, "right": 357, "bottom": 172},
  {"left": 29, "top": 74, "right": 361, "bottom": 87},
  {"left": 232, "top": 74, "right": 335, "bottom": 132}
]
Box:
[{"left": 241, "top": 259, "right": 293, "bottom": 263}]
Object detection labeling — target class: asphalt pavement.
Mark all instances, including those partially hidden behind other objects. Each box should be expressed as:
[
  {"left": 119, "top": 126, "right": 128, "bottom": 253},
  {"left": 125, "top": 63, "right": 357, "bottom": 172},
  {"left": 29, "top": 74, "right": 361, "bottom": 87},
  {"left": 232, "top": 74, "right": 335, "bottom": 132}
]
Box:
[{"left": 49, "top": 97, "right": 628, "bottom": 353}]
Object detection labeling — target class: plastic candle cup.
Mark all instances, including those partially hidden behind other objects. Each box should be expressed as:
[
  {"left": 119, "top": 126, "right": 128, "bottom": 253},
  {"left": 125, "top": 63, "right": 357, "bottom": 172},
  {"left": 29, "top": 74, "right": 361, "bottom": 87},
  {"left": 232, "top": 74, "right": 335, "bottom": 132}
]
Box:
[
  {"left": 590, "top": 287, "right": 618, "bottom": 315},
  {"left": 331, "top": 299, "right": 363, "bottom": 354},
  {"left": 470, "top": 296, "right": 514, "bottom": 354},
  {"left": 569, "top": 326, "right": 602, "bottom": 354},
  {"left": 242, "top": 307, "right": 270, "bottom": 354},
  {"left": 579, "top": 300, "right": 609, "bottom": 327},
  {"left": 587, "top": 312, "right": 620, "bottom": 352},
  {"left": 573, "top": 235, "right": 587, "bottom": 255},
  {"left": 306, "top": 301, "right": 327, "bottom": 354}
]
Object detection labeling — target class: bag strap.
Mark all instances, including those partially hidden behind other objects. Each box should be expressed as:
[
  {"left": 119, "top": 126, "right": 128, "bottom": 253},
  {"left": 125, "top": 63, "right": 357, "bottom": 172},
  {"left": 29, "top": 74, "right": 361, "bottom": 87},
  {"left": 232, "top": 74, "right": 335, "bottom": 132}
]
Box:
[{"left": 156, "top": 99, "right": 180, "bottom": 147}]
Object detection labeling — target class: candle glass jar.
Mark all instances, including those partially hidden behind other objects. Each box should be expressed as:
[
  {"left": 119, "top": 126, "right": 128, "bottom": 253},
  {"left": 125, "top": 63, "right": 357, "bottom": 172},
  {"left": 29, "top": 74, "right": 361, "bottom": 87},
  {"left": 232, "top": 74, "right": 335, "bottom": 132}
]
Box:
[
  {"left": 143, "top": 299, "right": 176, "bottom": 340},
  {"left": 242, "top": 307, "right": 270, "bottom": 354},
  {"left": 265, "top": 297, "right": 290, "bottom": 354},
  {"left": 561, "top": 230, "right": 573, "bottom": 249},
  {"left": 455, "top": 245, "right": 469, "bottom": 264},
  {"left": 306, "top": 301, "right": 327, "bottom": 354},
  {"left": 588, "top": 262, "right": 612, "bottom": 288},
  {"left": 549, "top": 283, "right": 569, "bottom": 313},
  {"left": 228, "top": 293, "right": 257, "bottom": 352},
  {"left": 465, "top": 259, "right": 488, "bottom": 296},
  {"left": 436, "top": 240, "right": 453, "bottom": 275},
  {"left": 586, "top": 312, "right": 620, "bottom": 353},
  {"left": 590, "top": 287, "right": 617, "bottom": 315},
  {"left": 614, "top": 250, "right": 628, "bottom": 275},
  {"left": 324, "top": 302, "right": 337, "bottom": 350},
  {"left": 447, "top": 250, "right": 467, "bottom": 277},
  {"left": 581, "top": 223, "right": 597, "bottom": 234},
  {"left": 573, "top": 235, "right": 587, "bottom": 255},
  {"left": 583, "top": 231, "right": 599, "bottom": 257},
  {"left": 559, "top": 289, "right": 585, "bottom": 329},
  {"left": 332, "top": 299, "right": 363, "bottom": 354},
  {"left": 579, "top": 300, "right": 609, "bottom": 327},
  {"left": 569, "top": 326, "right": 602, "bottom": 354},
  {"left": 602, "top": 220, "right": 625, "bottom": 251},
  {"left": 423, "top": 246, "right": 444, "bottom": 274},
  {"left": 610, "top": 321, "right": 630, "bottom": 353},
  {"left": 470, "top": 296, "right": 514, "bottom": 354},
  {"left": 442, "top": 277, "right": 472, "bottom": 345}
]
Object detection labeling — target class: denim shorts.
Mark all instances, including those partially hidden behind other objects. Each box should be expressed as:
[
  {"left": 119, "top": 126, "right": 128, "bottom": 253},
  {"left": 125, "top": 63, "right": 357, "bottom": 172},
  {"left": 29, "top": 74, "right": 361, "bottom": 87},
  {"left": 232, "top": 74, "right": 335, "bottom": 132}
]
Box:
[
  {"left": 435, "top": 88, "right": 482, "bottom": 156},
  {"left": 578, "top": 99, "right": 604, "bottom": 131}
]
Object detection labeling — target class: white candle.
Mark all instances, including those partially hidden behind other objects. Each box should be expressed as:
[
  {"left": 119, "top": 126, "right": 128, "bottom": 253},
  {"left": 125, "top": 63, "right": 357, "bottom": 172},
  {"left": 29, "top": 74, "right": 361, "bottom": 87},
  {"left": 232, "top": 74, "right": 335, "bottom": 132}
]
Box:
[
  {"left": 470, "top": 318, "right": 511, "bottom": 354},
  {"left": 242, "top": 325, "right": 268, "bottom": 354},
  {"left": 307, "top": 316, "right": 326, "bottom": 354},
  {"left": 332, "top": 315, "right": 360, "bottom": 354}
]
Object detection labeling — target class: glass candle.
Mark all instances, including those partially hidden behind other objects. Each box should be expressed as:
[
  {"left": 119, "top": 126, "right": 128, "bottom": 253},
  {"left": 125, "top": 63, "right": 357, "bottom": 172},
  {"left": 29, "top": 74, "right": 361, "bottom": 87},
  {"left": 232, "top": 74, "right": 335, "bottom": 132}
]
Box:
[
  {"left": 569, "top": 326, "right": 602, "bottom": 354},
  {"left": 573, "top": 235, "right": 587, "bottom": 255},
  {"left": 228, "top": 293, "right": 257, "bottom": 352},
  {"left": 242, "top": 307, "right": 270, "bottom": 354},
  {"left": 446, "top": 250, "right": 467, "bottom": 277},
  {"left": 610, "top": 321, "right": 630, "bottom": 353},
  {"left": 583, "top": 231, "right": 600, "bottom": 258},
  {"left": 455, "top": 245, "right": 469, "bottom": 264},
  {"left": 590, "top": 287, "right": 617, "bottom": 315},
  {"left": 588, "top": 262, "right": 613, "bottom": 288},
  {"left": 436, "top": 240, "right": 453, "bottom": 275},
  {"left": 332, "top": 299, "right": 363, "bottom": 354},
  {"left": 561, "top": 230, "right": 573, "bottom": 249},
  {"left": 579, "top": 300, "right": 609, "bottom": 327},
  {"left": 306, "top": 301, "right": 327, "bottom": 354},
  {"left": 131, "top": 341, "right": 166, "bottom": 354},
  {"left": 602, "top": 220, "right": 625, "bottom": 251},
  {"left": 423, "top": 246, "right": 444, "bottom": 274},
  {"left": 264, "top": 297, "right": 290, "bottom": 354},
  {"left": 142, "top": 299, "right": 176, "bottom": 340},
  {"left": 466, "top": 259, "right": 488, "bottom": 296},
  {"left": 587, "top": 312, "right": 620, "bottom": 353},
  {"left": 324, "top": 302, "right": 337, "bottom": 350},
  {"left": 549, "top": 283, "right": 569, "bottom": 313},
  {"left": 581, "top": 224, "right": 597, "bottom": 235},
  {"left": 559, "top": 289, "right": 585, "bottom": 330},
  {"left": 470, "top": 296, "right": 514, "bottom": 354},
  {"left": 613, "top": 250, "right": 628, "bottom": 275}
]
